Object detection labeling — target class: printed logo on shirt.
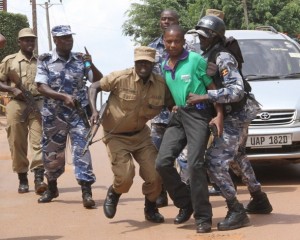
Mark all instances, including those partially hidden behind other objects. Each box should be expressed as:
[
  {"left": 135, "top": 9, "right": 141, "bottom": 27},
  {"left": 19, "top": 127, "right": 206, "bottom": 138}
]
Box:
[{"left": 181, "top": 74, "right": 191, "bottom": 83}]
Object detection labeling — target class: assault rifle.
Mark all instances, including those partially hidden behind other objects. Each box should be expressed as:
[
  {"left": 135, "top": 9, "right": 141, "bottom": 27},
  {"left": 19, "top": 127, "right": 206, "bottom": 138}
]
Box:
[
  {"left": 82, "top": 101, "right": 108, "bottom": 156},
  {"left": 73, "top": 99, "right": 90, "bottom": 128},
  {"left": 8, "top": 68, "right": 41, "bottom": 122}
]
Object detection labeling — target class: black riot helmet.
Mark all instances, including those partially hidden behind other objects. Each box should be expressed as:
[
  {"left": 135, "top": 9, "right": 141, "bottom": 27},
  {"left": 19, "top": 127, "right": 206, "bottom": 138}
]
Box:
[{"left": 195, "top": 15, "right": 225, "bottom": 39}]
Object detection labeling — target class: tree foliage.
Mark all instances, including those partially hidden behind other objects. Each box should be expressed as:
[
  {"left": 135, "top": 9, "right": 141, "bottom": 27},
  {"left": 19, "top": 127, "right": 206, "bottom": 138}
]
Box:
[
  {"left": 123, "top": 0, "right": 300, "bottom": 45},
  {"left": 0, "top": 11, "right": 29, "bottom": 61}
]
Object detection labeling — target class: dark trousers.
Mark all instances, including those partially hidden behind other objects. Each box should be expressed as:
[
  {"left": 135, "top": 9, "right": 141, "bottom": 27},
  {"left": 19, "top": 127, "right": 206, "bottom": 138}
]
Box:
[{"left": 156, "top": 107, "right": 212, "bottom": 223}]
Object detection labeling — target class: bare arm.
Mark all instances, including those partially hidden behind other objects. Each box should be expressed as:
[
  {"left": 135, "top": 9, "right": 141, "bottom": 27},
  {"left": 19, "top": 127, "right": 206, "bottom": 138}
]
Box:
[
  {"left": 88, "top": 81, "right": 102, "bottom": 124},
  {"left": 36, "top": 83, "right": 75, "bottom": 108}
]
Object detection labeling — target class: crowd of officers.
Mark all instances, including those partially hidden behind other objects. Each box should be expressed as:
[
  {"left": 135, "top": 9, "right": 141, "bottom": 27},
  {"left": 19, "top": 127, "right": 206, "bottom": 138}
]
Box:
[{"left": 0, "top": 8, "right": 273, "bottom": 234}]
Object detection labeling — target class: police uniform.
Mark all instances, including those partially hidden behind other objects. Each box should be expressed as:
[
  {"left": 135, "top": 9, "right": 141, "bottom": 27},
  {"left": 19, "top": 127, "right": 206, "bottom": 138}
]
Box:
[
  {"left": 203, "top": 47, "right": 262, "bottom": 200},
  {"left": 35, "top": 25, "right": 96, "bottom": 186},
  {"left": 0, "top": 28, "right": 44, "bottom": 189},
  {"left": 100, "top": 56, "right": 173, "bottom": 201}
]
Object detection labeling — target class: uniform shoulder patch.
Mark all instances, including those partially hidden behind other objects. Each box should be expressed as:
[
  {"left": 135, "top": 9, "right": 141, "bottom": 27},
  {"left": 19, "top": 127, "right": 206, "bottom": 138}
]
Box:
[
  {"left": 38, "top": 53, "right": 51, "bottom": 61},
  {"left": 1, "top": 53, "right": 18, "bottom": 63}
]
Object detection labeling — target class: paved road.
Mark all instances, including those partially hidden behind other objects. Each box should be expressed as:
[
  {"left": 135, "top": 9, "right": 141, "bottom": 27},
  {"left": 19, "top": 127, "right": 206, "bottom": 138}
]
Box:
[{"left": 1, "top": 117, "right": 300, "bottom": 240}]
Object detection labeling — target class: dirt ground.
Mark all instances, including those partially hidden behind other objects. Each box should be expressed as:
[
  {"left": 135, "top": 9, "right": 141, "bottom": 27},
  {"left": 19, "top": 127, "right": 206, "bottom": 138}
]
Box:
[{"left": 1, "top": 115, "right": 300, "bottom": 240}]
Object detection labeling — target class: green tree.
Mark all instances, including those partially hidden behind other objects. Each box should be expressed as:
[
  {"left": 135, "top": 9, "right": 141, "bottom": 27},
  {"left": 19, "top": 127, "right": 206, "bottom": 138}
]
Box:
[
  {"left": 123, "top": 0, "right": 300, "bottom": 44},
  {"left": 0, "top": 11, "right": 29, "bottom": 61}
]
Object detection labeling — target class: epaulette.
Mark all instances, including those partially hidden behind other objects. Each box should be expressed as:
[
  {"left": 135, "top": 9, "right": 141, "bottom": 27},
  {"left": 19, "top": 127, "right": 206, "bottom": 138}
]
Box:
[
  {"left": 74, "top": 52, "right": 84, "bottom": 60},
  {"left": 38, "top": 53, "right": 51, "bottom": 61},
  {"left": 1, "top": 53, "right": 18, "bottom": 63}
]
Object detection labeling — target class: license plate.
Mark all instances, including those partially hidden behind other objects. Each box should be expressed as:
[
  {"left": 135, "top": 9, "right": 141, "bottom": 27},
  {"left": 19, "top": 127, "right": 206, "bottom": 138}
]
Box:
[{"left": 246, "top": 134, "right": 292, "bottom": 147}]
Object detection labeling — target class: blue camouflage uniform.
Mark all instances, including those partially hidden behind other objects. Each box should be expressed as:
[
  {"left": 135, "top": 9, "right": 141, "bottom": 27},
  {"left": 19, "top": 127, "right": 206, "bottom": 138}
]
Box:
[
  {"left": 148, "top": 36, "right": 188, "bottom": 183},
  {"left": 203, "top": 46, "right": 262, "bottom": 200},
  {"left": 35, "top": 47, "right": 96, "bottom": 184}
]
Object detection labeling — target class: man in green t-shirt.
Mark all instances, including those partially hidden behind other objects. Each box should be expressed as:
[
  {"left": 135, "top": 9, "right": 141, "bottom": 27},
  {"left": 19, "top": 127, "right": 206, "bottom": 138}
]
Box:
[{"left": 155, "top": 25, "right": 223, "bottom": 234}]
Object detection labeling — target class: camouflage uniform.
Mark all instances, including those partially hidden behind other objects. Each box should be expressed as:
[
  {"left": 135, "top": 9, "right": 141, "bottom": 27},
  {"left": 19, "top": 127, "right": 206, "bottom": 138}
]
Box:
[
  {"left": 148, "top": 36, "right": 189, "bottom": 183},
  {"left": 203, "top": 48, "right": 262, "bottom": 200},
  {"left": 35, "top": 48, "right": 96, "bottom": 183}
]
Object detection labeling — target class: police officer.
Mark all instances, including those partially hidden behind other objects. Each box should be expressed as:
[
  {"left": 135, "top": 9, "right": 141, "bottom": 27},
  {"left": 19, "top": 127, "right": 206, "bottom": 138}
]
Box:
[
  {"left": 88, "top": 46, "right": 174, "bottom": 223},
  {"left": 187, "top": 15, "right": 273, "bottom": 231},
  {"left": 35, "top": 25, "right": 102, "bottom": 208},
  {"left": 0, "top": 28, "right": 47, "bottom": 195}
]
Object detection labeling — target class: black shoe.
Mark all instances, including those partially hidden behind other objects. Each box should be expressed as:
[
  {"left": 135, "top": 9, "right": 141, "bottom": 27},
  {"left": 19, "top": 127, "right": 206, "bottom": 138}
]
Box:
[
  {"left": 156, "top": 188, "right": 168, "bottom": 208},
  {"left": 18, "top": 173, "right": 29, "bottom": 193},
  {"left": 174, "top": 205, "right": 193, "bottom": 224},
  {"left": 217, "top": 198, "right": 250, "bottom": 231},
  {"left": 38, "top": 180, "right": 59, "bottom": 203},
  {"left": 196, "top": 221, "right": 212, "bottom": 233},
  {"left": 80, "top": 181, "right": 95, "bottom": 208},
  {"left": 83, "top": 192, "right": 95, "bottom": 208},
  {"left": 38, "top": 189, "right": 59, "bottom": 203},
  {"left": 34, "top": 167, "right": 48, "bottom": 195},
  {"left": 34, "top": 181, "right": 48, "bottom": 195},
  {"left": 18, "top": 182, "right": 29, "bottom": 193},
  {"left": 103, "top": 185, "right": 121, "bottom": 219},
  {"left": 245, "top": 191, "right": 273, "bottom": 214},
  {"left": 145, "top": 198, "right": 164, "bottom": 223}
]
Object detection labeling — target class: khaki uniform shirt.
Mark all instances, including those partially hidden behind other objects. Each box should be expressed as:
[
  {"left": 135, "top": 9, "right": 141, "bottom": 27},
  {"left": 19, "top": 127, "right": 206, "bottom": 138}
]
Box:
[
  {"left": 100, "top": 67, "right": 174, "bottom": 133},
  {"left": 0, "top": 50, "right": 39, "bottom": 97}
]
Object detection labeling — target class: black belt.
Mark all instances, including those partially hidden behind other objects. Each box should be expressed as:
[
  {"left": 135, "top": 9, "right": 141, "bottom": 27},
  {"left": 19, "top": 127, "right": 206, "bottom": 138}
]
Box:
[{"left": 116, "top": 129, "right": 142, "bottom": 136}]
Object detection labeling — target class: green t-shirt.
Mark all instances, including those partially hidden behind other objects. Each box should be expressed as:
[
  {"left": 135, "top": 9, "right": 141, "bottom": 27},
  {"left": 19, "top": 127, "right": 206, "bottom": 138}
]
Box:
[{"left": 162, "top": 50, "right": 212, "bottom": 106}]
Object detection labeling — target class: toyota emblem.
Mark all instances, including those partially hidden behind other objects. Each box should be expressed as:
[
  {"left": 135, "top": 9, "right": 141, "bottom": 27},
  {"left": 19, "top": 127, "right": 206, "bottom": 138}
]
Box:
[{"left": 260, "top": 112, "right": 271, "bottom": 120}]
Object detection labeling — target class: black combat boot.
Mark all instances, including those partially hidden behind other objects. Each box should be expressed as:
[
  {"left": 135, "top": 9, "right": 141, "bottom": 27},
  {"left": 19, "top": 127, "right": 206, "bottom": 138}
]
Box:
[
  {"left": 174, "top": 203, "right": 193, "bottom": 224},
  {"left": 217, "top": 198, "right": 250, "bottom": 231},
  {"left": 144, "top": 198, "right": 164, "bottom": 223},
  {"left": 156, "top": 184, "right": 168, "bottom": 208},
  {"left": 103, "top": 185, "right": 121, "bottom": 219},
  {"left": 18, "top": 172, "right": 29, "bottom": 193},
  {"left": 38, "top": 180, "right": 59, "bottom": 203},
  {"left": 80, "top": 181, "right": 95, "bottom": 208},
  {"left": 245, "top": 190, "right": 273, "bottom": 214},
  {"left": 33, "top": 167, "right": 48, "bottom": 195}
]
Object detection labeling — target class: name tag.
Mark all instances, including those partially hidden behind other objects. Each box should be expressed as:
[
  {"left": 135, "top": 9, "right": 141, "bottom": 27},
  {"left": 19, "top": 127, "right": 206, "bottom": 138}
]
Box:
[{"left": 181, "top": 74, "right": 191, "bottom": 82}]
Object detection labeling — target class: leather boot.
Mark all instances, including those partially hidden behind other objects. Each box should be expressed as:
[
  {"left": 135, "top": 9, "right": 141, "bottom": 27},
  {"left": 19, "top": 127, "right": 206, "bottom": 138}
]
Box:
[
  {"left": 144, "top": 198, "right": 164, "bottom": 223},
  {"left": 38, "top": 180, "right": 59, "bottom": 203},
  {"left": 18, "top": 173, "right": 29, "bottom": 193},
  {"left": 245, "top": 190, "right": 273, "bottom": 214},
  {"left": 34, "top": 167, "right": 48, "bottom": 195},
  {"left": 155, "top": 184, "right": 168, "bottom": 208},
  {"left": 217, "top": 198, "right": 250, "bottom": 231},
  {"left": 174, "top": 204, "right": 193, "bottom": 224},
  {"left": 80, "top": 181, "right": 95, "bottom": 208},
  {"left": 103, "top": 185, "right": 121, "bottom": 219}
]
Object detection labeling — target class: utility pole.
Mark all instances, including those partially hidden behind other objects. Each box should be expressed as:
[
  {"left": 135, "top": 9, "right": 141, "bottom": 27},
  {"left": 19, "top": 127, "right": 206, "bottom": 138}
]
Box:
[
  {"left": 31, "top": 0, "right": 63, "bottom": 52},
  {"left": 242, "top": 0, "right": 249, "bottom": 29},
  {"left": 31, "top": 0, "right": 38, "bottom": 54}
]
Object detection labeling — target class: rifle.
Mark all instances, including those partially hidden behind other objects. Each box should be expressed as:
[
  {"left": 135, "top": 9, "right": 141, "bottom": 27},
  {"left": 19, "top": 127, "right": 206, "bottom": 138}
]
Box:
[
  {"left": 8, "top": 66, "right": 41, "bottom": 122},
  {"left": 73, "top": 98, "right": 90, "bottom": 128},
  {"left": 82, "top": 101, "right": 108, "bottom": 156}
]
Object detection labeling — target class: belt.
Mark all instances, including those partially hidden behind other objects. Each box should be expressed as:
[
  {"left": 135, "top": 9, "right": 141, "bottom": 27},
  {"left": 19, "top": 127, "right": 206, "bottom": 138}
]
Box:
[
  {"left": 183, "top": 102, "right": 207, "bottom": 110},
  {"left": 116, "top": 129, "right": 142, "bottom": 136}
]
